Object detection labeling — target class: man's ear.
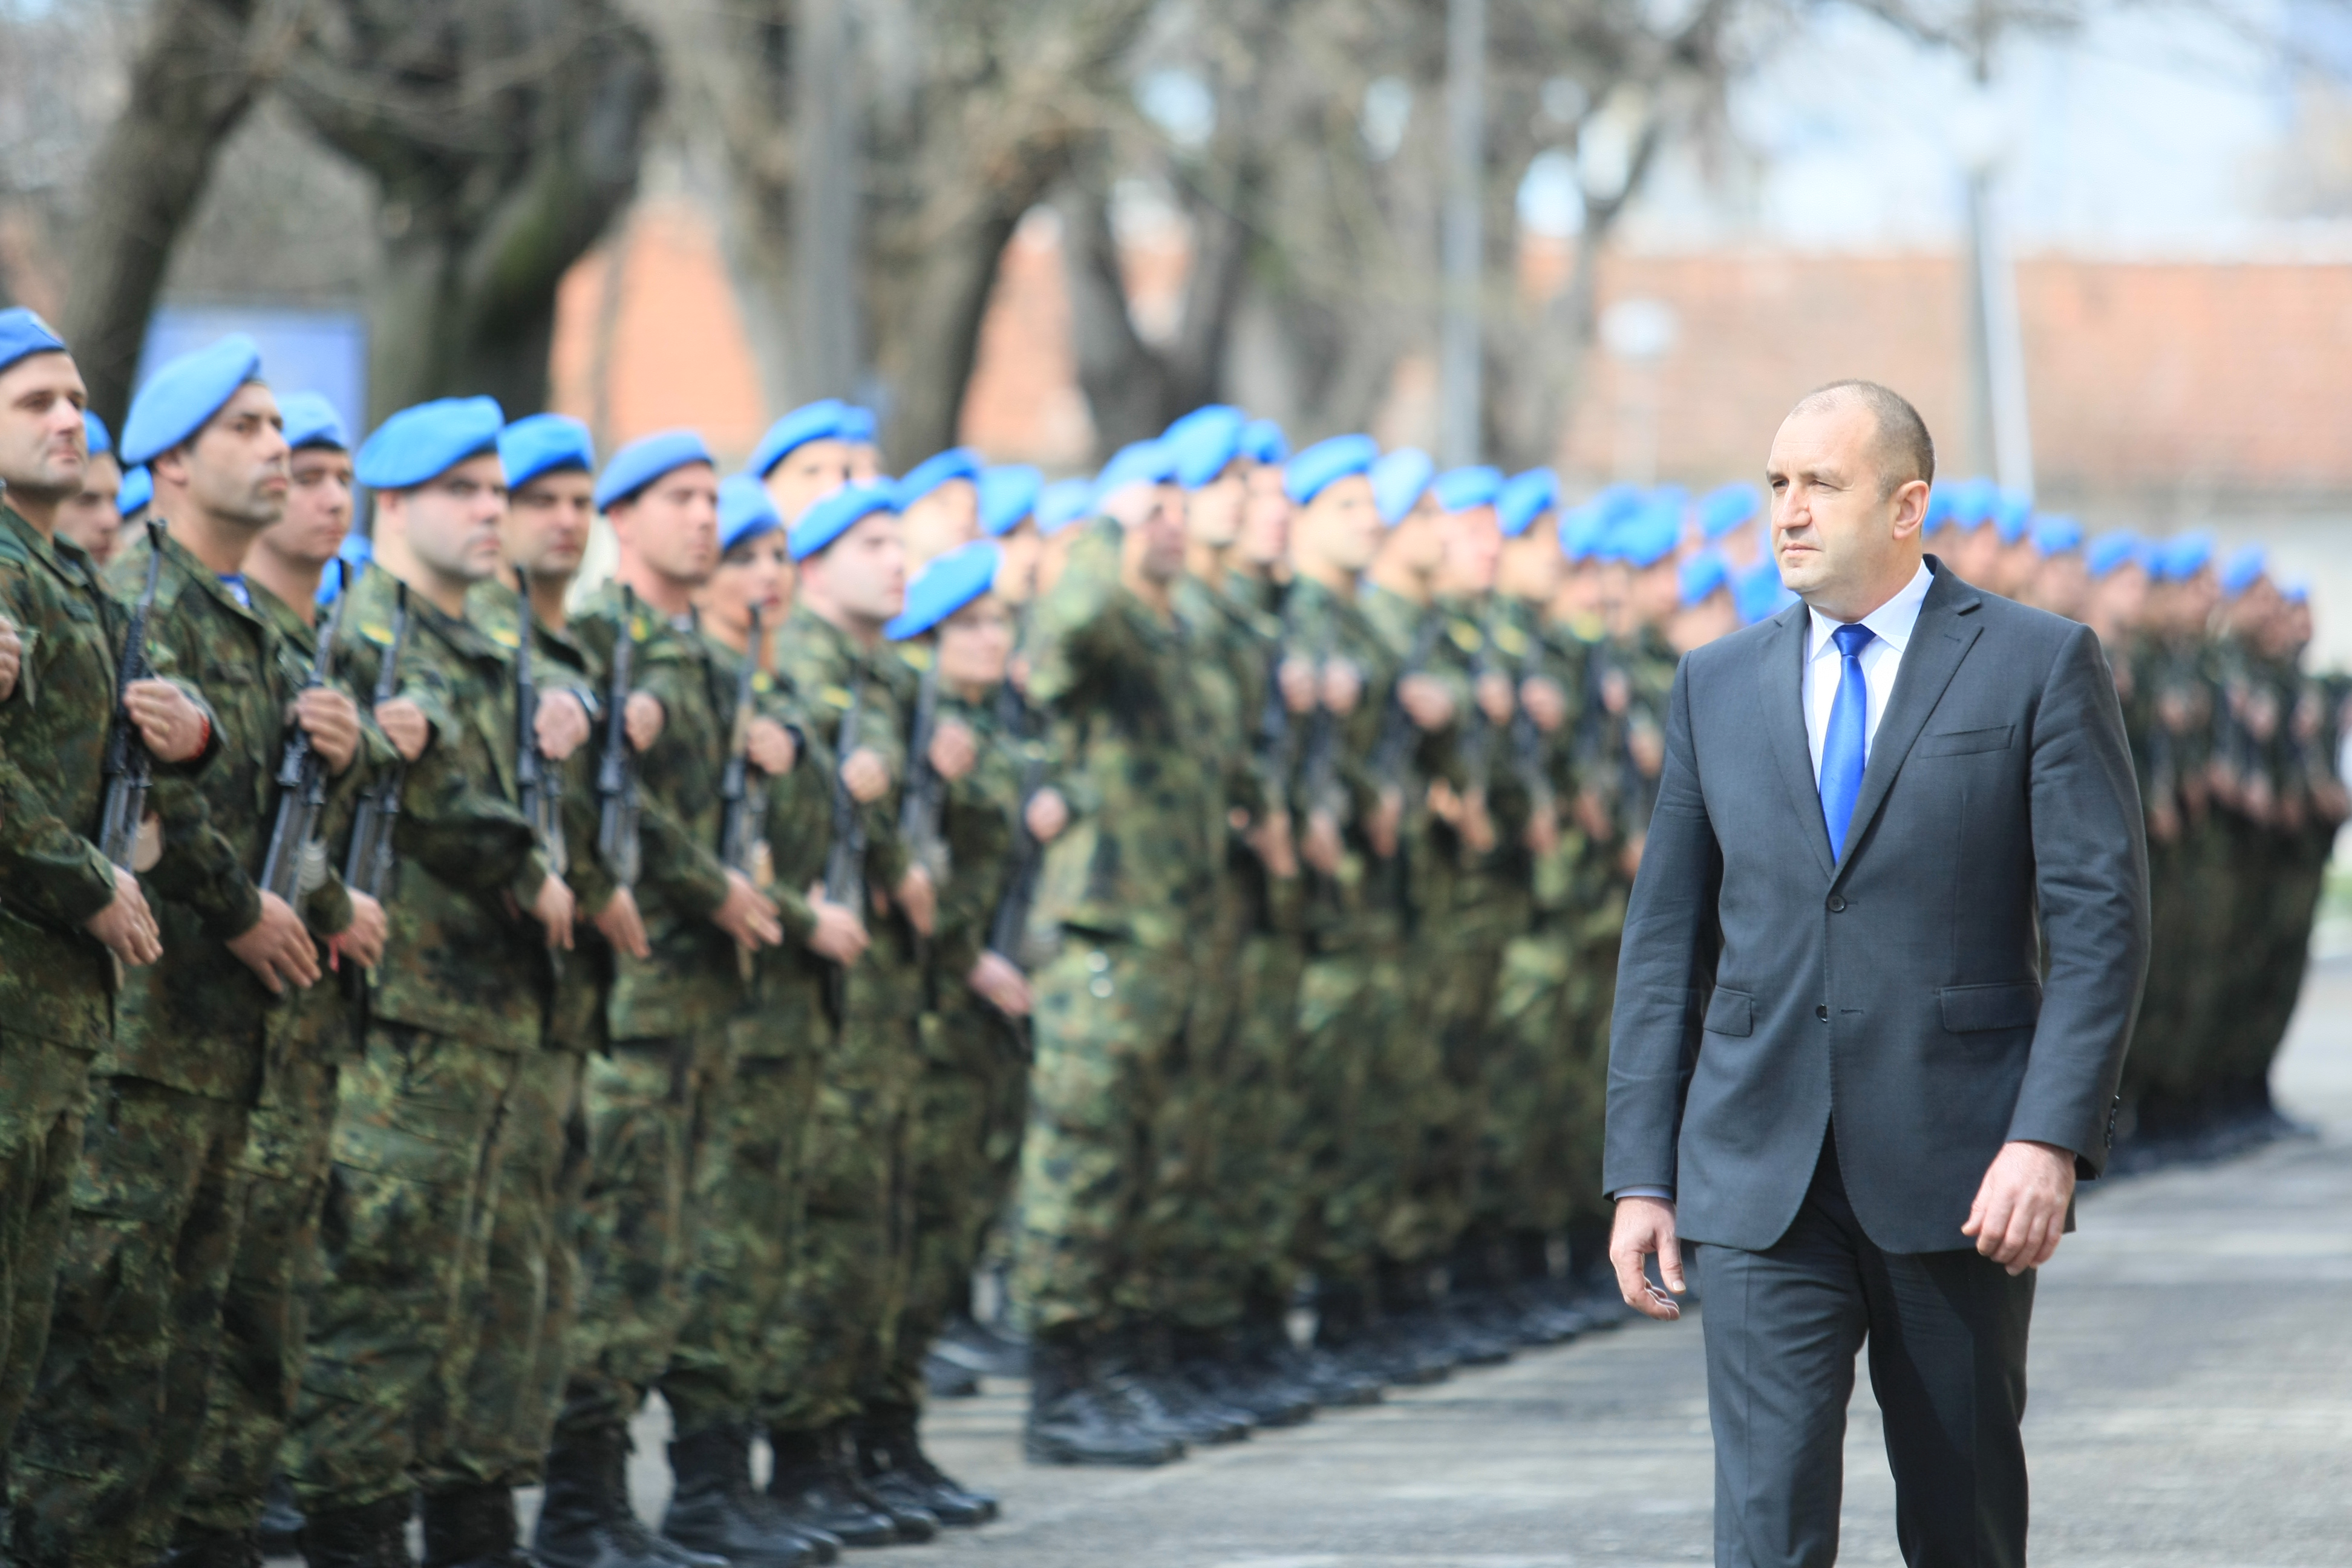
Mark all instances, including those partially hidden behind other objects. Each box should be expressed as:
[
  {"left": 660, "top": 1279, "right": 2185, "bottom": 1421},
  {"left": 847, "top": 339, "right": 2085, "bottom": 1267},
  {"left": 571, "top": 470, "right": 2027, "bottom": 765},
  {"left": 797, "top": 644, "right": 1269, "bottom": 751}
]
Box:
[{"left": 1891, "top": 478, "right": 1930, "bottom": 541}]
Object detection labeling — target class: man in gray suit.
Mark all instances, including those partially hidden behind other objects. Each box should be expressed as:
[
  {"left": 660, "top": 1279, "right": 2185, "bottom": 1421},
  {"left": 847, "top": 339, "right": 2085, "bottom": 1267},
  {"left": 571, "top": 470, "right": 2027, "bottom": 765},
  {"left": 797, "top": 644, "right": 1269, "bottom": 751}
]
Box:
[{"left": 1604, "top": 381, "right": 2148, "bottom": 1568}]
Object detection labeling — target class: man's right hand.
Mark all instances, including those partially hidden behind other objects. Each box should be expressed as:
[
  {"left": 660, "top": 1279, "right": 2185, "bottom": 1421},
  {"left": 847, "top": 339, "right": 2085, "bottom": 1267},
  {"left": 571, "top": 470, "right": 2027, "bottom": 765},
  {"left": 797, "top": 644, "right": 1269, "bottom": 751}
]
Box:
[
  {"left": 1609, "top": 1195, "right": 1687, "bottom": 1322},
  {"left": 374, "top": 699, "right": 431, "bottom": 763},
  {"left": 804, "top": 887, "right": 869, "bottom": 966},
  {"left": 83, "top": 866, "right": 162, "bottom": 967},
  {"left": 0, "top": 613, "right": 21, "bottom": 702},
  {"left": 711, "top": 869, "right": 783, "bottom": 950},
  {"left": 1399, "top": 673, "right": 1454, "bottom": 731},
  {"left": 594, "top": 887, "right": 652, "bottom": 960},
  {"left": 228, "top": 890, "right": 322, "bottom": 994}
]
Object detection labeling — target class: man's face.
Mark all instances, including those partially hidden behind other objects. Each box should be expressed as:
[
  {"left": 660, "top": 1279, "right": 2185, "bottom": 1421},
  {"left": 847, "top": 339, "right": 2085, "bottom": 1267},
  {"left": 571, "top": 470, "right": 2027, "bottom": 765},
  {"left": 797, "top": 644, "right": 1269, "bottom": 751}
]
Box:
[
  {"left": 1379, "top": 496, "right": 1446, "bottom": 577},
  {"left": 1299, "top": 474, "right": 1380, "bottom": 575},
  {"left": 1766, "top": 400, "right": 1925, "bottom": 611},
  {"left": 263, "top": 446, "right": 354, "bottom": 570},
  {"left": 57, "top": 451, "right": 121, "bottom": 563},
  {"left": 848, "top": 442, "right": 882, "bottom": 484},
  {"left": 1127, "top": 482, "right": 1187, "bottom": 586},
  {"left": 763, "top": 439, "right": 852, "bottom": 524},
  {"left": 613, "top": 462, "right": 720, "bottom": 588},
  {"left": 395, "top": 452, "right": 508, "bottom": 583},
  {"left": 164, "top": 382, "right": 290, "bottom": 531},
  {"left": 1497, "top": 518, "right": 1563, "bottom": 603},
  {"left": 1435, "top": 505, "right": 1502, "bottom": 596},
  {"left": 806, "top": 511, "right": 907, "bottom": 623},
  {"left": 1238, "top": 463, "right": 1290, "bottom": 568},
  {"left": 936, "top": 593, "right": 1014, "bottom": 688},
  {"left": 1184, "top": 465, "right": 1246, "bottom": 554},
  {"left": 1631, "top": 558, "right": 1683, "bottom": 624},
  {"left": 901, "top": 479, "right": 979, "bottom": 570},
  {"left": 505, "top": 468, "right": 595, "bottom": 581},
  {"left": 2091, "top": 563, "right": 2148, "bottom": 629},
  {"left": 994, "top": 521, "right": 1040, "bottom": 605},
  {"left": 0, "top": 351, "right": 88, "bottom": 505}
]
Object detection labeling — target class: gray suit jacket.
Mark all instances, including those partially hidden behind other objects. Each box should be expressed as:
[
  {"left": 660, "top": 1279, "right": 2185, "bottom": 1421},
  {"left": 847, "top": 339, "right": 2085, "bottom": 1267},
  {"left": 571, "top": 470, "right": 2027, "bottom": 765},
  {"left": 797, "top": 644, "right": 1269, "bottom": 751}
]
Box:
[{"left": 1602, "top": 560, "right": 2150, "bottom": 1254}]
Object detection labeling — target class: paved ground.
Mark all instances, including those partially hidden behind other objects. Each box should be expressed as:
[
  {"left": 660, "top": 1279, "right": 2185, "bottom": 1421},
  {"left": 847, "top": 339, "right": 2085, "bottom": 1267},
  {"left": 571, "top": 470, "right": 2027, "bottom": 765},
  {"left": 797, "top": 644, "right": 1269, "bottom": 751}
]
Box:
[{"left": 589, "top": 953, "right": 2352, "bottom": 1566}]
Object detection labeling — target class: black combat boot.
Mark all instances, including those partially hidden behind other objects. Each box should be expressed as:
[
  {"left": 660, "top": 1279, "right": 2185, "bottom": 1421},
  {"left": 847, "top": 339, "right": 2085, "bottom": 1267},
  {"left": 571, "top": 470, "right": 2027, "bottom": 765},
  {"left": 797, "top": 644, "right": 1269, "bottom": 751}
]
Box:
[
  {"left": 765, "top": 1426, "right": 900, "bottom": 1547},
  {"left": 535, "top": 1422, "right": 728, "bottom": 1568},
  {"left": 920, "top": 1350, "right": 981, "bottom": 1399},
  {"left": 661, "top": 1424, "right": 829, "bottom": 1567},
  {"left": 1022, "top": 1327, "right": 1183, "bottom": 1467},
  {"left": 1107, "top": 1321, "right": 1252, "bottom": 1445},
  {"left": 299, "top": 1493, "right": 415, "bottom": 1568},
  {"left": 1173, "top": 1324, "right": 1314, "bottom": 1429},
  {"left": 1250, "top": 1287, "right": 1377, "bottom": 1409},
  {"left": 820, "top": 1420, "right": 938, "bottom": 1543},
  {"left": 258, "top": 1476, "right": 307, "bottom": 1558},
  {"left": 852, "top": 1402, "right": 998, "bottom": 1526},
  {"left": 420, "top": 1482, "right": 531, "bottom": 1568},
  {"left": 156, "top": 1527, "right": 261, "bottom": 1568}
]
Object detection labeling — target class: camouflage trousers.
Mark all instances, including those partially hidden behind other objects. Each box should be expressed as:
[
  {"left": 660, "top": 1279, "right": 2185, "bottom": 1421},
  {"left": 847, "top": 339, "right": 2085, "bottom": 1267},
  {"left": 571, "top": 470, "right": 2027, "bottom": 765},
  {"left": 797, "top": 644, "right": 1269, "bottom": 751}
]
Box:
[
  {"left": 0, "top": 1031, "right": 91, "bottom": 1464},
  {"left": 1208, "top": 926, "right": 1308, "bottom": 1312},
  {"left": 1156, "top": 887, "right": 1250, "bottom": 1331},
  {"left": 287, "top": 1022, "right": 521, "bottom": 1513},
  {"left": 426, "top": 1047, "right": 584, "bottom": 1489},
  {"left": 661, "top": 1025, "right": 822, "bottom": 1440},
  {"left": 1413, "top": 882, "right": 1525, "bottom": 1265},
  {"left": 760, "top": 946, "right": 920, "bottom": 1437},
  {"left": 870, "top": 995, "right": 1030, "bottom": 1411},
  {"left": 1290, "top": 941, "right": 1410, "bottom": 1284},
  {"left": 175, "top": 1045, "right": 341, "bottom": 1540},
  {"left": 11, "top": 1079, "right": 248, "bottom": 1568},
  {"left": 1013, "top": 939, "right": 1197, "bottom": 1336},
  {"left": 557, "top": 1029, "right": 732, "bottom": 1440}
]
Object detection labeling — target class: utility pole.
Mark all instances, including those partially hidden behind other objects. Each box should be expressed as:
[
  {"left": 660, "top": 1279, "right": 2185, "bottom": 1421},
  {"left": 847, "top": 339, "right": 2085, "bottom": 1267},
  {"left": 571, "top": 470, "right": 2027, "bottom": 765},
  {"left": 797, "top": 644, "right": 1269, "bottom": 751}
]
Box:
[
  {"left": 1439, "top": 0, "right": 1485, "bottom": 468},
  {"left": 1958, "top": 12, "right": 2033, "bottom": 495},
  {"left": 794, "top": 0, "right": 860, "bottom": 403}
]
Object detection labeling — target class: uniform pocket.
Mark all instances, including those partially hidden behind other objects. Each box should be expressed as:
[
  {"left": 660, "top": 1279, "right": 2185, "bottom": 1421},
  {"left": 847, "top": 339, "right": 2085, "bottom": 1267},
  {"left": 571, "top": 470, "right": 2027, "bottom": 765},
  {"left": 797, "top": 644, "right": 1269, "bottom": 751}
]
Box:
[{"left": 1938, "top": 980, "right": 2040, "bottom": 1033}]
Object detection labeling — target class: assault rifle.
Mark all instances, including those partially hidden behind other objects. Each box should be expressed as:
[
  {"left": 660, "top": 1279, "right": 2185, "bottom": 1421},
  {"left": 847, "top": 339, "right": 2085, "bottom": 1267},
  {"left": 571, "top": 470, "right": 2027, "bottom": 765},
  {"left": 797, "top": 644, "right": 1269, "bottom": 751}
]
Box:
[
  {"left": 258, "top": 561, "right": 348, "bottom": 900},
  {"left": 820, "top": 684, "right": 867, "bottom": 1020},
  {"left": 97, "top": 520, "right": 168, "bottom": 869},
  {"left": 343, "top": 583, "right": 412, "bottom": 900},
  {"left": 595, "top": 587, "right": 642, "bottom": 889}
]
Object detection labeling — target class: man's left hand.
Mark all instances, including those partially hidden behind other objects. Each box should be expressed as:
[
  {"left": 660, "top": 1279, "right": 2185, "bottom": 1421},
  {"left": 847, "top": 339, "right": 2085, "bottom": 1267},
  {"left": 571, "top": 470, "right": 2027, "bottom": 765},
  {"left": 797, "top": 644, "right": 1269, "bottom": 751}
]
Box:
[
  {"left": 1961, "top": 1139, "right": 2077, "bottom": 1275},
  {"left": 126, "top": 679, "right": 210, "bottom": 762}
]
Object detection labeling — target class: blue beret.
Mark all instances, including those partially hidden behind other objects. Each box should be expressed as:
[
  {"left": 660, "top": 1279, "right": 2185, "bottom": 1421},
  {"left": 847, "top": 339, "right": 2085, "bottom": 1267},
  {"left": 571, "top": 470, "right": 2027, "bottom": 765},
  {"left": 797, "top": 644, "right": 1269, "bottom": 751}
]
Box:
[
  {"left": 279, "top": 391, "right": 349, "bottom": 453},
  {"left": 894, "top": 446, "right": 983, "bottom": 510},
  {"left": 1285, "top": 434, "right": 1380, "bottom": 506},
  {"left": 1924, "top": 485, "right": 1953, "bottom": 532},
  {"left": 1559, "top": 503, "right": 1609, "bottom": 561},
  {"left": 117, "top": 465, "right": 152, "bottom": 517},
  {"left": 2281, "top": 580, "right": 2308, "bottom": 606},
  {"left": 122, "top": 333, "right": 262, "bottom": 466},
  {"left": 840, "top": 405, "right": 878, "bottom": 445},
  {"left": 2031, "top": 514, "right": 2082, "bottom": 555},
  {"left": 1736, "top": 561, "right": 1797, "bottom": 624},
  {"left": 81, "top": 409, "right": 111, "bottom": 458},
  {"left": 2158, "top": 531, "right": 2215, "bottom": 581},
  {"left": 1371, "top": 448, "right": 1436, "bottom": 526},
  {"left": 1239, "top": 417, "right": 1289, "bottom": 465},
  {"left": 978, "top": 465, "right": 1043, "bottom": 537},
  {"left": 1679, "top": 549, "right": 1731, "bottom": 607},
  {"left": 2220, "top": 544, "right": 2267, "bottom": 596},
  {"left": 2084, "top": 531, "right": 2141, "bottom": 579},
  {"left": 1164, "top": 406, "right": 1249, "bottom": 489},
  {"left": 717, "top": 472, "right": 783, "bottom": 555},
  {"left": 595, "top": 428, "right": 714, "bottom": 511},
  {"left": 887, "top": 540, "right": 1004, "bottom": 640},
  {"left": 1093, "top": 439, "right": 1177, "bottom": 503},
  {"left": 789, "top": 482, "right": 896, "bottom": 562},
  {"left": 1991, "top": 491, "right": 2033, "bottom": 544},
  {"left": 1036, "top": 478, "right": 1095, "bottom": 537},
  {"left": 1944, "top": 477, "right": 1996, "bottom": 527},
  {"left": 500, "top": 413, "right": 592, "bottom": 490},
  {"left": 747, "top": 400, "right": 850, "bottom": 479},
  {"left": 1497, "top": 469, "right": 1560, "bottom": 538},
  {"left": 355, "top": 397, "right": 505, "bottom": 491},
  {"left": 1432, "top": 465, "right": 1504, "bottom": 514},
  {"left": 1699, "top": 482, "right": 1760, "bottom": 540},
  {"left": 1590, "top": 483, "right": 1645, "bottom": 526},
  {"left": 1612, "top": 509, "right": 1679, "bottom": 569},
  {"left": 0, "top": 307, "right": 67, "bottom": 378}
]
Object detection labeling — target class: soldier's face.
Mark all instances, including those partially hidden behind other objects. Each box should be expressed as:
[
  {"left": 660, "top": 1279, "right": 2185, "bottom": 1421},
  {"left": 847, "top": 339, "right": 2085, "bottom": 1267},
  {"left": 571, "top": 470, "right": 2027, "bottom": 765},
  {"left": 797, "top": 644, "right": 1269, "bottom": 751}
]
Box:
[
  {"left": 901, "top": 480, "right": 979, "bottom": 570},
  {"left": 1632, "top": 558, "right": 1684, "bottom": 623},
  {"left": 56, "top": 451, "right": 122, "bottom": 565},
  {"left": 1130, "top": 482, "right": 1186, "bottom": 585},
  {"left": 1766, "top": 400, "right": 1926, "bottom": 618},
  {"left": 993, "top": 521, "right": 1040, "bottom": 605},
  {"left": 264, "top": 446, "right": 354, "bottom": 570},
  {"left": 848, "top": 442, "right": 883, "bottom": 484},
  {"left": 1498, "top": 520, "right": 1563, "bottom": 603},
  {"left": 0, "top": 351, "right": 88, "bottom": 506},
  {"left": 506, "top": 469, "right": 594, "bottom": 581},
  {"left": 615, "top": 462, "right": 721, "bottom": 589},
  {"left": 937, "top": 595, "right": 1014, "bottom": 688},
  {"left": 763, "top": 440, "right": 851, "bottom": 524},
  {"left": 1380, "top": 498, "right": 1446, "bottom": 577},
  {"left": 1301, "top": 475, "right": 1379, "bottom": 575},
  {"left": 1237, "top": 465, "right": 1290, "bottom": 567},
  {"left": 1435, "top": 505, "right": 1502, "bottom": 595},
  {"left": 400, "top": 452, "right": 508, "bottom": 583},
  {"left": 704, "top": 529, "right": 791, "bottom": 641},
  {"left": 808, "top": 512, "right": 906, "bottom": 623},
  {"left": 1184, "top": 466, "right": 1246, "bottom": 552},
  {"left": 176, "top": 382, "right": 290, "bottom": 531}
]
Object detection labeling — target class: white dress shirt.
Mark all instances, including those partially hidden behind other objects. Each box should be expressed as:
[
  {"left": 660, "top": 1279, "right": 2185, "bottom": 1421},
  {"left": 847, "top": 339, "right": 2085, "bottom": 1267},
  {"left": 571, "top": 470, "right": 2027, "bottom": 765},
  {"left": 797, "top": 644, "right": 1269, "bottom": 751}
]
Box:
[{"left": 1613, "top": 559, "right": 1935, "bottom": 1206}]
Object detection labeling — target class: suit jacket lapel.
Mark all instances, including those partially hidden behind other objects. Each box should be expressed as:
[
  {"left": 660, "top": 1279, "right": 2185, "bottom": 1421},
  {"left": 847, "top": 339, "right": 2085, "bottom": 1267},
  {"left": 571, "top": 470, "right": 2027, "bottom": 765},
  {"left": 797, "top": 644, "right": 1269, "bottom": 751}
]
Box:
[
  {"left": 1832, "top": 565, "right": 1983, "bottom": 875},
  {"left": 1759, "top": 603, "right": 1837, "bottom": 881}
]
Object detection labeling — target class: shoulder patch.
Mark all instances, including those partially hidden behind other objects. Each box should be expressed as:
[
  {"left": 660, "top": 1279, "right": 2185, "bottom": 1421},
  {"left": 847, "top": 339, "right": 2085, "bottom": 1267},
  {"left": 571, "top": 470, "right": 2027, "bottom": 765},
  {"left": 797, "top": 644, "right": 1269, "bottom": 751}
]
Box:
[
  {"left": 486, "top": 624, "right": 522, "bottom": 650},
  {"left": 900, "top": 644, "right": 934, "bottom": 671},
  {"left": 1492, "top": 623, "right": 1529, "bottom": 657},
  {"left": 751, "top": 670, "right": 774, "bottom": 694},
  {"left": 361, "top": 621, "right": 395, "bottom": 647},
  {"left": 1448, "top": 619, "right": 1483, "bottom": 653},
  {"left": 819, "top": 684, "right": 853, "bottom": 711}
]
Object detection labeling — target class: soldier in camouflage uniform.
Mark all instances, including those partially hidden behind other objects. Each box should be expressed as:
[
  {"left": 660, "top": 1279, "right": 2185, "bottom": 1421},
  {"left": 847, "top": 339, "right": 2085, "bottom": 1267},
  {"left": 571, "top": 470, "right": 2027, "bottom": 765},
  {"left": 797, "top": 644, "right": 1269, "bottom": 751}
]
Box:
[
  {"left": 0, "top": 314, "right": 209, "bottom": 1491},
  {"left": 544, "top": 433, "right": 788, "bottom": 1566},
  {"left": 17, "top": 342, "right": 345, "bottom": 1568}
]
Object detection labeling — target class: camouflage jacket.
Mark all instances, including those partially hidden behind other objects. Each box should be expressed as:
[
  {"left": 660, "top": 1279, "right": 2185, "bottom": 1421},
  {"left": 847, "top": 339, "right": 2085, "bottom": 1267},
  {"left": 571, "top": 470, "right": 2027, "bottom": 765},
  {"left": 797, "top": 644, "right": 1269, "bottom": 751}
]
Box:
[
  {"left": 928, "top": 681, "right": 1027, "bottom": 990},
  {"left": 335, "top": 563, "right": 549, "bottom": 1054},
  {"left": 737, "top": 643, "right": 836, "bottom": 1057},
  {"left": 0, "top": 505, "right": 210, "bottom": 1047},
  {"left": 1358, "top": 581, "right": 1462, "bottom": 934},
  {"left": 1284, "top": 574, "right": 1412, "bottom": 947},
  {"left": 1022, "top": 519, "right": 1222, "bottom": 954}
]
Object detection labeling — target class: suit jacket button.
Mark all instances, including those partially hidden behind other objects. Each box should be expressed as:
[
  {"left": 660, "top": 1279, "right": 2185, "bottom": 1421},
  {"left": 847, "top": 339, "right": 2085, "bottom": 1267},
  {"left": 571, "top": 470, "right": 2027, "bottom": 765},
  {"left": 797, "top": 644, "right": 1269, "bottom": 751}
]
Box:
[
  {"left": 1815, "top": 1004, "right": 1829, "bottom": 1022},
  {"left": 1826, "top": 894, "right": 1846, "bottom": 912}
]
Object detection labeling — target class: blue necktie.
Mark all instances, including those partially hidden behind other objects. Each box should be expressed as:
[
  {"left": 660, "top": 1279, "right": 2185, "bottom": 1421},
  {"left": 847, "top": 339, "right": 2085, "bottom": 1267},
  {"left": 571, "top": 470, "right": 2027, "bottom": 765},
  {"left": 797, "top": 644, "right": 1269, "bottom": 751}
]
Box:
[{"left": 1820, "top": 622, "right": 1875, "bottom": 859}]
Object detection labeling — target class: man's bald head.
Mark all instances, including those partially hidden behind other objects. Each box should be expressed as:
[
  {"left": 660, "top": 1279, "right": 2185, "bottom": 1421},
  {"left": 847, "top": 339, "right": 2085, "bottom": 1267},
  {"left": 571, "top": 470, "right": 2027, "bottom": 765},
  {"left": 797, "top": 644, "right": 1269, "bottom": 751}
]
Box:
[{"left": 1788, "top": 381, "right": 1933, "bottom": 500}]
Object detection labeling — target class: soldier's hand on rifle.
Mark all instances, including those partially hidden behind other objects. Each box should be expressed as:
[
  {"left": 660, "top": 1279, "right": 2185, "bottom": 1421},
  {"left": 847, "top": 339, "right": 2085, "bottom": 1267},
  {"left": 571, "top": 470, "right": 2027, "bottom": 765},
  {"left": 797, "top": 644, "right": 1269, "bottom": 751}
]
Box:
[
  {"left": 928, "top": 717, "right": 978, "bottom": 782},
  {"left": 229, "top": 890, "right": 322, "bottom": 994},
  {"left": 624, "top": 691, "right": 665, "bottom": 752},
  {"left": 1399, "top": 673, "right": 1454, "bottom": 731},
  {"left": 126, "top": 679, "right": 209, "bottom": 762},
  {"left": 968, "top": 950, "right": 1033, "bottom": 1018},
  {"left": 0, "top": 613, "right": 20, "bottom": 702},
  {"left": 294, "top": 687, "right": 362, "bottom": 774},
  {"left": 894, "top": 866, "right": 938, "bottom": 938},
  {"left": 1321, "top": 658, "right": 1363, "bottom": 716},
  {"left": 841, "top": 747, "right": 890, "bottom": 804},
  {"left": 1302, "top": 808, "right": 1344, "bottom": 877},
  {"left": 1524, "top": 801, "right": 1561, "bottom": 858},
  {"left": 805, "top": 884, "right": 869, "bottom": 966},
  {"left": 593, "top": 887, "right": 652, "bottom": 961},
  {"left": 1461, "top": 789, "right": 1497, "bottom": 855},
  {"left": 712, "top": 869, "right": 783, "bottom": 950},
  {"left": 331, "top": 890, "right": 388, "bottom": 970},
  {"left": 537, "top": 690, "right": 592, "bottom": 762},
  {"left": 1475, "top": 670, "right": 1515, "bottom": 726},
  {"left": 374, "top": 698, "right": 431, "bottom": 762},
  {"left": 747, "top": 717, "right": 798, "bottom": 776},
  {"left": 1249, "top": 808, "right": 1298, "bottom": 879},
  {"left": 531, "top": 875, "right": 577, "bottom": 950},
  {"left": 1024, "top": 788, "right": 1070, "bottom": 842},
  {"left": 1370, "top": 785, "right": 1403, "bottom": 860},
  {"left": 1521, "top": 675, "right": 1568, "bottom": 733},
  {"left": 1279, "top": 656, "right": 1317, "bottom": 714},
  {"left": 83, "top": 866, "right": 162, "bottom": 967}
]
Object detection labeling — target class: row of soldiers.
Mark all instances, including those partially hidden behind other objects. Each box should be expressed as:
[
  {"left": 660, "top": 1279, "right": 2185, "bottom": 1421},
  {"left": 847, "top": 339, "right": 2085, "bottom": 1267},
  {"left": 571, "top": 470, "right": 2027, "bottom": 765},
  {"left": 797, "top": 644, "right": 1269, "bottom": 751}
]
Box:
[{"left": 1, "top": 293, "right": 2343, "bottom": 1568}]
